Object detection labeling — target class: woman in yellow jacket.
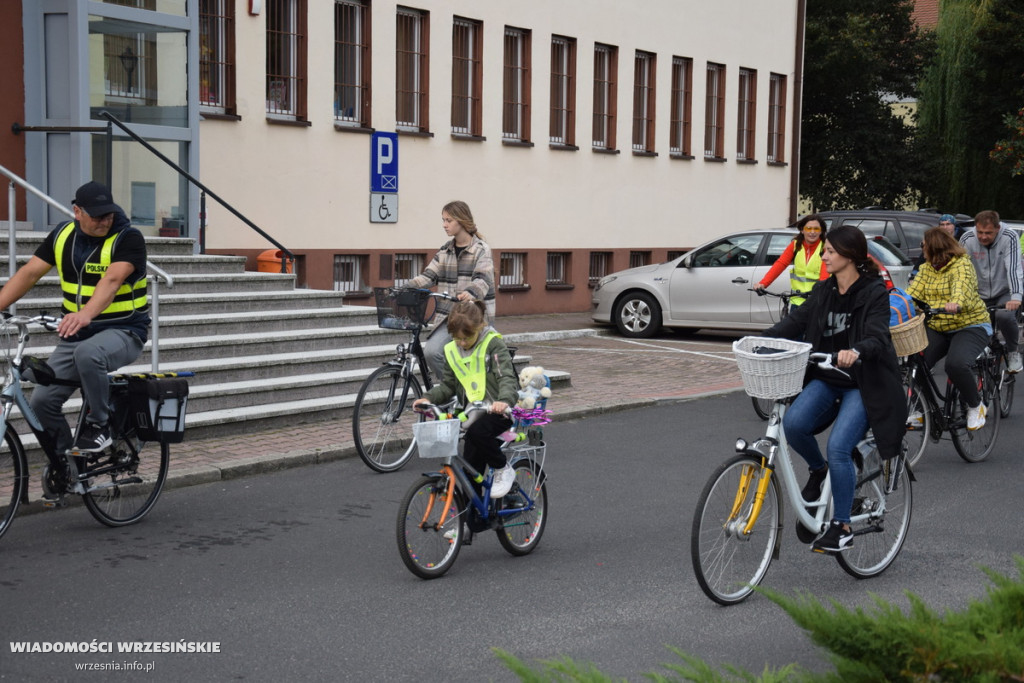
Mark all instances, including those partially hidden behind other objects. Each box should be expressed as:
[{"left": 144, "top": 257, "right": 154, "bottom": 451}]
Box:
[
  {"left": 908, "top": 228, "right": 992, "bottom": 430},
  {"left": 755, "top": 214, "right": 829, "bottom": 306}
]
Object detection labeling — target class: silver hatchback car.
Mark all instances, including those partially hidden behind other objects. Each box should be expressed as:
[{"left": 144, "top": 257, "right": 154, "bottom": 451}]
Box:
[{"left": 591, "top": 228, "right": 912, "bottom": 338}]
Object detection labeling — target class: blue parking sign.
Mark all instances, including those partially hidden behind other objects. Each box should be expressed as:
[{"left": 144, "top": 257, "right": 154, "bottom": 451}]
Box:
[{"left": 370, "top": 132, "right": 398, "bottom": 193}]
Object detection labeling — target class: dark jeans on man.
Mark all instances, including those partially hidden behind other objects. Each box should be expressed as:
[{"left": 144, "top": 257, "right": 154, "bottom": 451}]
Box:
[{"left": 984, "top": 294, "right": 1020, "bottom": 354}]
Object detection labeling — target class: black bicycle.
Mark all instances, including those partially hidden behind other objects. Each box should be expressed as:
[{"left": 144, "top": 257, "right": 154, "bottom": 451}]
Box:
[
  {"left": 902, "top": 304, "right": 1001, "bottom": 466},
  {"left": 351, "top": 287, "right": 457, "bottom": 472},
  {"left": 986, "top": 305, "right": 1022, "bottom": 419}
]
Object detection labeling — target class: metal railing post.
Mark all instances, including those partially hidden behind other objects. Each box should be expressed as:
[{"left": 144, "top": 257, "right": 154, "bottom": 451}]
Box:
[{"left": 7, "top": 182, "right": 16, "bottom": 315}]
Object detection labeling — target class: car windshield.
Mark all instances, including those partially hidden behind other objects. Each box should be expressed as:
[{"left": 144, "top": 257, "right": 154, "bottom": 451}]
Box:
[{"left": 867, "top": 237, "right": 911, "bottom": 266}]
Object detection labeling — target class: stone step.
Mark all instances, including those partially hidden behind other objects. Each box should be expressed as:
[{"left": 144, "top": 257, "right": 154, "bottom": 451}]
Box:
[
  {"left": 3, "top": 233, "right": 197, "bottom": 258},
  {"left": 0, "top": 253, "right": 249, "bottom": 279},
  {"left": 153, "top": 306, "right": 379, "bottom": 338}
]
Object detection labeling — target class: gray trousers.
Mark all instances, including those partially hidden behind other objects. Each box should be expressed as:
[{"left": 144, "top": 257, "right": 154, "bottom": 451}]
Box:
[
  {"left": 30, "top": 328, "right": 144, "bottom": 454},
  {"left": 423, "top": 325, "right": 451, "bottom": 383},
  {"left": 984, "top": 294, "right": 1020, "bottom": 354}
]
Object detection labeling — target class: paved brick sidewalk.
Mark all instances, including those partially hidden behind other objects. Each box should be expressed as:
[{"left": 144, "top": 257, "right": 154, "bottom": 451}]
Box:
[{"left": 163, "top": 317, "right": 746, "bottom": 488}]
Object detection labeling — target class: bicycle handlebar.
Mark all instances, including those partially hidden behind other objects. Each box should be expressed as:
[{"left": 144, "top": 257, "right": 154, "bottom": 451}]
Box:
[
  {"left": 749, "top": 288, "right": 797, "bottom": 300},
  {"left": 414, "top": 400, "right": 512, "bottom": 419},
  {"left": 1, "top": 312, "right": 61, "bottom": 332}
]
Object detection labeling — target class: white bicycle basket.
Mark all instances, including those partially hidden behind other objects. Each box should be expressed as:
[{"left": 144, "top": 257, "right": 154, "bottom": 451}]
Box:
[
  {"left": 413, "top": 418, "right": 461, "bottom": 458},
  {"left": 733, "top": 336, "right": 812, "bottom": 399}
]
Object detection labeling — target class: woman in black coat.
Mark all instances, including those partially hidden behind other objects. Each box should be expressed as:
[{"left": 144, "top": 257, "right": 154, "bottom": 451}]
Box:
[{"left": 763, "top": 225, "right": 907, "bottom": 553}]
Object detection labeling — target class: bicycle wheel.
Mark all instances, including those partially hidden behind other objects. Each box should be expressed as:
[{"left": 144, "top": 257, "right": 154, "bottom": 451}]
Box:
[
  {"left": 837, "top": 455, "right": 912, "bottom": 578},
  {"left": 691, "top": 454, "right": 781, "bottom": 605},
  {"left": 903, "top": 380, "right": 930, "bottom": 468},
  {"left": 0, "top": 425, "right": 28, "bottom": 542},
  {"left": 950, "top": 362, "right": 1001, "bottom": 463},
  {"left": 83, "top": 437, "right": 169, "bottom": 527},
  {"left": 496, "top": 462, "right": 548, "bottom": 556},
  {"left": 353, "top": 365, "right": 424, "bottom": 473},
  {"left": 751, "top": 396, "right": 773, "bottom": 421},
  {"left": 396, "top": 473, "right": 464, "bottom": 579},
  {"left": 998, "top": 359, "right": 1014, "bottom": 418}
]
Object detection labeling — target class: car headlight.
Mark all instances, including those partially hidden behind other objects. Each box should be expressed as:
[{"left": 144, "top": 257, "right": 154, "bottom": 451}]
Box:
[{"left": 595, "top": 275, "right": 617, "bottom": 291}]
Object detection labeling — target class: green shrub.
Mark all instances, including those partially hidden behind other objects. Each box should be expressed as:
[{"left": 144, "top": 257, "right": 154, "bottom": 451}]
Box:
[{"left": 499, "top": 557, "right": 1024, "bottom": 683}]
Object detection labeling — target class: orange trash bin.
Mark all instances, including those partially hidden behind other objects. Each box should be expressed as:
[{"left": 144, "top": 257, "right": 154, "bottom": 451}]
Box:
[{"left": 256, "top": 249, "right": 293, "bottom": 273}]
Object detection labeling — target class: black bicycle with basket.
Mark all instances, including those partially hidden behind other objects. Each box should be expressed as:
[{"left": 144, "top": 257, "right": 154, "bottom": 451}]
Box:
[{"left": 351, "top": 287, "right": 459, "bottom": 473}]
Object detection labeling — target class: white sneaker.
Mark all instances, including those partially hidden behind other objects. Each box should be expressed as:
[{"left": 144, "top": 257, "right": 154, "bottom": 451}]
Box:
[
  {"left": 490, "top": 465, "right": 517, "bottom": 498},
  {"left": 967, "top": 403, "right": 987, "bottom": 431},
  {"left": 906, "top": 411, "right": 924, "bottom": 429},
  {"left": 1008, "top": 352, "right": 1023, "bottom": 374}
]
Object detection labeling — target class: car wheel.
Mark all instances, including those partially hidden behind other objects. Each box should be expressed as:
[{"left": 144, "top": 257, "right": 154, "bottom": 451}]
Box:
[{"left": 614, "top": 291, "right": 662, "bottom": 338}]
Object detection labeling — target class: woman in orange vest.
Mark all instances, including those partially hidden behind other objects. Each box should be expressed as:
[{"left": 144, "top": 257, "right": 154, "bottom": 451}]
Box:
[{"left": 756, "top": 214, "right": 829, "bottom": 306}]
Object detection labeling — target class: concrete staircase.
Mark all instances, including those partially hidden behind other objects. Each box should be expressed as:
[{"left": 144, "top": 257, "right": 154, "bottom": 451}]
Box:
[{"left": 2, "top": 234, "right": 548, "bottom": 445}]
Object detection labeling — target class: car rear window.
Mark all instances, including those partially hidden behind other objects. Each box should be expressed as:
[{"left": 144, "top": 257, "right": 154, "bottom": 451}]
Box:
[
  {"left": 867, "top": 237, "right": 911, "bottom": 266},
  {"left": 899, "top": 220, "right": 931, "bottom": 248}
]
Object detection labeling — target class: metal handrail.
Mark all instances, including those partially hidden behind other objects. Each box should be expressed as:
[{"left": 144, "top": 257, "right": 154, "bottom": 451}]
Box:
[
  {"left": 1, "top": 163, "right": 172, "bottom": 371},
  {"left": 97, "top": 111, "right": 295, "bottom": 273}
]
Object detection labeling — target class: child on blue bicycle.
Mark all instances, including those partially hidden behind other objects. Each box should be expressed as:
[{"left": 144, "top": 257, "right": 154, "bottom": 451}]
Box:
[{"left": 413, "top": 300, "right": 520, "bottom": 497}]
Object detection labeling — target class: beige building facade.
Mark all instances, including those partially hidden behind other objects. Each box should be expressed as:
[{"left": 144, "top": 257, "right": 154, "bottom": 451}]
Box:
[{"left": 199, "top": 0, "right": 804, "bottom": 313}]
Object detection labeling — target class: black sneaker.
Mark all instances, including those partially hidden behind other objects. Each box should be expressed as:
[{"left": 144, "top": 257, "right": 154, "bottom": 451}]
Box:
[
  {"left": 73, "top": 422, "right": 111, "bottom": 453},
  {"left": 801, "top": 466, "right": 829, "bottom": 502},
  {"left": 812, "top": 520, "right": 854, "bottom": 553}
]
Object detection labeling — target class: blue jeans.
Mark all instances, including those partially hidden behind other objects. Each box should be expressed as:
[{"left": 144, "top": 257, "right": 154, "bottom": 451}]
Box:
[{"left": 782, "top": 379, "right": 868, "bottom": 524}]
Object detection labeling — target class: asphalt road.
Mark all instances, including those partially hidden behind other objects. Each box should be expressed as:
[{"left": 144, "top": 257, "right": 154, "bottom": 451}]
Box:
[{"left": 1, "top": 392, "right": 1022, "bottom": 682}]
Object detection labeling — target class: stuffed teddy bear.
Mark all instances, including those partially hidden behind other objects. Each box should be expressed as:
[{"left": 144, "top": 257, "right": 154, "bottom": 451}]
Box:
[{"left": 516, "top": 366, "right": 552, "bottom": 409}]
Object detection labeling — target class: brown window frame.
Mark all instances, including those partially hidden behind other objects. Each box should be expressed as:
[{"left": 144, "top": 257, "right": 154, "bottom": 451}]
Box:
[
  {"left": 334, "top": 0, "right": 371, "bottom": 129},
  {"left": 737, "top": 67, "right": 757, "bottom": 161},
  {"left": 199, "top": 0, "right": 236, "bottom": 117},
  {"left": 502, "top": 26, "right": 532, "bottom": 143},
  {"left": 396, "top": 6, "right": 430, "bottom": 133},
  {"left": 704, "top": 62, "right": 725, "bottom": 159},
  {"left": 549, "top": 35, "right": 576, "bottom": 147},
  {"left": 592, "top": 43, "right": 618, "bottom": 152},
  {"left": 266, "top": 0, "right": 308, "bottom": 123},
  {"left": 669, "top": 56, "right": 692, "bottom": 157},
  {"left": 631, "top": 50, "right": 656, "bottom": 154},
  {"left": 546, "top": 251, "right": 572, "bottom": 288},
  {"left": 451, "top": 16, "right": 483, "bottom": 138},
  {"left": 768, "top": 72, "right": 787, "bottom": 163}
]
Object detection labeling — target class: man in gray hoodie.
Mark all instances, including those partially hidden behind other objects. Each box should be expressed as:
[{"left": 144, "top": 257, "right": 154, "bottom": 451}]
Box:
[{"left": 960, "top": 209, "right": 1024, "bottom": 373}]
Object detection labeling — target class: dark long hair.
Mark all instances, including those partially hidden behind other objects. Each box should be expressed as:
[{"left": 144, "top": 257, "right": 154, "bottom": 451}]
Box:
[
  {"left": 825, "top": 225, "right": 879, "bottom": 276},
  {"left": 794, "top": 213, "right": 827, "bottom": 252}
]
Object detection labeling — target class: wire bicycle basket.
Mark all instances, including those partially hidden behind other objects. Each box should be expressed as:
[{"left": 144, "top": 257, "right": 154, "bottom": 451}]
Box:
[{"left": 374, "top": 287, "right": 434, "bottom": 331}]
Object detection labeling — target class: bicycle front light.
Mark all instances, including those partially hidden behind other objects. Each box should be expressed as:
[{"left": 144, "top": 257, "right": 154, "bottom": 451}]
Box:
[{"left": 735, "top": 438, "right": 747, "bottom": 453}]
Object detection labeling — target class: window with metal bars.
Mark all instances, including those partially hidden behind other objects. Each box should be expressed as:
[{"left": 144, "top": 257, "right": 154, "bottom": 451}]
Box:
[
  {"left": 199, "top": 0, "right": 235, "bottom": 114},
  {"left": 499, "top": 252, "right": 526, "bottom": 287},
  {"left": 670, "top": 56, "right": 692, "bottom": 157},
  {"left": 334, "top": 0, "right": 370, "bottom": 127},
  {"left": 767, "top": 73, "right": 787, "bottom": 163},
  {"left": 589, "top": 251, "right": 612, "bottom": 286},
  {"left": 737, "top": 68, "right": 757, "bottom": 161},
  {"left": 266, "top": 0, "right": 307, "bottom": 120},
  {"left": 334, "top": 254, "right": 367, "bottom": 292},
  {"left": 393, "top": 253, "right": 424, "bottom": 286},
  {"left": 629, "top": 251, "right": 650, "bottom": 268},
  {"left": 592, "top": 44, "right": 617, "bottom": 150},
  {"left": 503, "top": 27, "right": 531, "bottom": 142},
  {"left": 549, "top": 35, "right": 576, "bottom": 146},
  {"left": 546, "top": 252, "right": 571, "bottom": 286},
  {"left": 704, "top": 62, "right": 725, "bottom": 159},
  {"left": 632, "top": 50, "right": 656, "bottom": 153},
  {"left": 396, "top": 7, "right": 429, "bottom": 132},
  {"left": 451, "top": 17, "right": 482, "bottom": 136}
]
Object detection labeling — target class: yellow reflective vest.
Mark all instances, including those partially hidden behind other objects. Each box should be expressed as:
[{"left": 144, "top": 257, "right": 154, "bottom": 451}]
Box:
[
  {"left": 52, "top": 221, "right": 148, "bottom": 320},
  {"left": 790, "top": 241, "right": 824, "bottom": 306},
  {"left": 443, "top": 330, "right": 501, "bottom": 403}
]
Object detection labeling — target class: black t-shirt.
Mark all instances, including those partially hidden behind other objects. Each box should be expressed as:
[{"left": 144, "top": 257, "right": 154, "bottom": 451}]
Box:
[
  {"left": 811, "top": 278, "right": 862, "bottom": 387},
  {"left": 35, "top": 214, "right": 151, "bottom": 342}
]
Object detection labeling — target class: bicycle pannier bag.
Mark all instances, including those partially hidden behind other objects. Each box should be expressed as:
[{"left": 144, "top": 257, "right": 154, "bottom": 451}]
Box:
[{"left": 127, "top": 377, "right": 190, "bottom": 443}]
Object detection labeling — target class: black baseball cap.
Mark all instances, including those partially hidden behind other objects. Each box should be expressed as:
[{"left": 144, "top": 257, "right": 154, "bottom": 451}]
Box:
[{"left": 73, "top": 181, "right": 119, "bottom": 216}]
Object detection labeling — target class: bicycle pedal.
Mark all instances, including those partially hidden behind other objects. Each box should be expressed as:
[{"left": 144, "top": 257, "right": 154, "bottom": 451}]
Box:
[{"left": 40, "top": 495, "right": 67, "bottom": 508}]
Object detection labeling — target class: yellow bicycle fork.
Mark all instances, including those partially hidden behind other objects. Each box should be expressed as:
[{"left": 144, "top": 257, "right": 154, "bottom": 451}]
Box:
[{"left": 727, "top": 459, "right": 773, "bottom": 536}]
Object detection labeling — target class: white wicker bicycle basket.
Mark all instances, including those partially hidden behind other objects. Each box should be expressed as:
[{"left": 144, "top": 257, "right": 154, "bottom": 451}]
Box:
[
  {"left": 733, "top": 336, "right": 812, "bottom": 399},
  {"left": 412, "top": 418, "right": 461, "bottom": 458}
]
